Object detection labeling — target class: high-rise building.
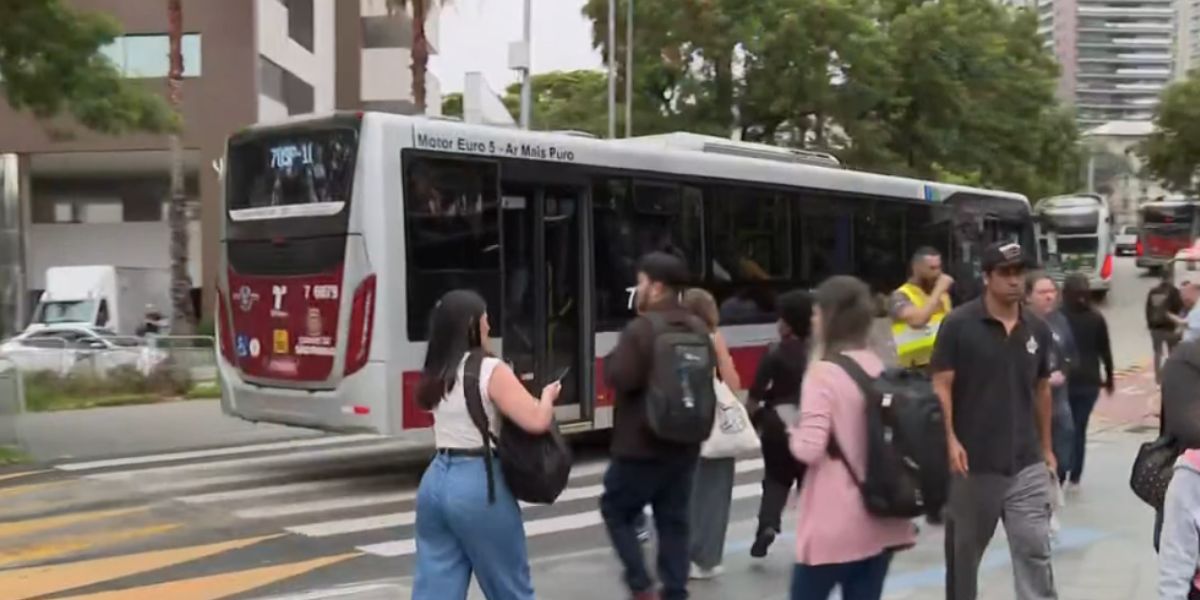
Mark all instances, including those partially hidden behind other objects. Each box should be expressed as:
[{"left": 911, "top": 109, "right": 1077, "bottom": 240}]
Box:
[
  {"left": 1177, "top": 0, "right": 1200, "bottom": 79},
  {"left": 0, "top": 0, "right": 442, "bottom": 335},
  {"left": 1012, "top": 0, "right": 1175, "bottom": 126}
]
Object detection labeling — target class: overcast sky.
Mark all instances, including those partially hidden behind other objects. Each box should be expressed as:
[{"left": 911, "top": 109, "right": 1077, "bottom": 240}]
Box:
[{"left": 431, "top": 0, "right": 604, "bottom": 95}]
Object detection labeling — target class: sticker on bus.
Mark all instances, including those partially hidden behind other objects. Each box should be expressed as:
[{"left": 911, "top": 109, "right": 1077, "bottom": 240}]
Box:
[{"left": 273, "top": 329, "right": 290, "bottom": 354}]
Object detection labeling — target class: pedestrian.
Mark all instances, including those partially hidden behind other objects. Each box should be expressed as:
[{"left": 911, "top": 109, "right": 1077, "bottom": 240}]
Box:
[
  {"left": 411, "top": 290, "right": 561, "bottom": 600},
  {"left": 601, "top": 252, "right": 711, "bottom": 600},
  {"left": 1156, "top": 339, "right": 1200, "bottom": 551},
  {"left": 746, "top": 289, "right": 813, "bottom": 558},
  {"left": 787, "top": 275, "right": 916, "bottom": 600},
  {"left": 931, "top": 241, "right": 1058, "bottom": 600},
  {"left": 1025, "top": 273, "right": 1077, "bottom": 485},
  {"left": 1182, "top": 281, "right": 1200, "bottom": 343},
  {"left": 1157, "top": 447, "right": 1200, "bottom": 599},
  {"left": 1060, "top": 273, "right": 1114, "bottom": 490},
  {"left": 681, "top": 288, "right": 741, "bottom": 580},
  {"left": 1147, "top": 271, "right": 1186, "bottom": 386},
  {"left": 889, "top": 247, "right": 954, "bottom": 370}
]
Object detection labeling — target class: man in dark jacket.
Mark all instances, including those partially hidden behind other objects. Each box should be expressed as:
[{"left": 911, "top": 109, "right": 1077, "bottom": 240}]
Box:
[
  {"left": 1146, "top": 273, "right": 1186, "bottom": 386},
  {"left": 601, "top": 252, "right": 710, "bottom": 600}
]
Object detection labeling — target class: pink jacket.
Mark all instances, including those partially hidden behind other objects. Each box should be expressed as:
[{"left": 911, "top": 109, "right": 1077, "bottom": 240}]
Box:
[{"left": 789, "top": 350, "right": 917, "bottom": 565}]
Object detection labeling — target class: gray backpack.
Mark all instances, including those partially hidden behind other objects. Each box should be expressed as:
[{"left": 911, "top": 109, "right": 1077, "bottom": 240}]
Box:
[{"left": 643, "top": 313, "right": 718, "bottom": 444}]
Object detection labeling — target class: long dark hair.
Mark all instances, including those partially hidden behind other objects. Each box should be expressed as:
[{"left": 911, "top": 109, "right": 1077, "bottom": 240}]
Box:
[
  {"left": 1061, "top": 273, "right": 1091, "bottom": 313},
  {"left": 815, "top": 276, "right": 874, "bottom": 356},
  {"left": 416, "top": 290, "right": 488, "bottom": 410}
]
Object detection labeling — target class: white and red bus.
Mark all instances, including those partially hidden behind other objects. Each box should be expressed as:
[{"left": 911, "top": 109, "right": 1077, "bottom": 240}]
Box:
[
  {"left": 215, "top": 112, "right": 1032, "bottom": 437},
  {"left": 1137, "top": 198, "right": 1200, "bottom": 273}
]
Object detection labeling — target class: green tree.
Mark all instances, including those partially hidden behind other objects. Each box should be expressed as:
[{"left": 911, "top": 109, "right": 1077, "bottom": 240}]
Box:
[
  {"left": 440, "top": 71, "right": 608, "bottom": 137},
  {"left": 441, "top": 92, "right": 463, "bottom": 118},
  {"left": 166, "top": 0, "right": 194, "bottom": 333},
  {"left": 1140, "top": 72, "right": 1200, "bottom": 193},
  {"left": 0, "top": 0, "right": 175, "bottom": 133}
]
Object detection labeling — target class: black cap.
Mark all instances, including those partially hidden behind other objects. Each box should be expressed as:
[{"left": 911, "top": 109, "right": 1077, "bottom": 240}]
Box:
[{"left": 981, "top": 241, "right": 1028, "bottom": 273}]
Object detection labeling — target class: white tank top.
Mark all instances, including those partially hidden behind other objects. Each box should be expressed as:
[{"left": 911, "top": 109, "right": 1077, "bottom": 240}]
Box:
[{"left": 432, "top": 355, "right": 502, "bottom": 449}]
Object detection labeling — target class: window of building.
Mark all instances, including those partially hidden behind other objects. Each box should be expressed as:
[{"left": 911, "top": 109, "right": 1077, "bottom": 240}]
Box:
[
  {"left": 101, "top": 34, "right": 202, "bottom": 78},
  {"left": 259, "top": 57, "right": 315, "bottom": 116},
  {"left": 403, "top": 156, "right": 500, "bottom": 340},
  {"left": 285, "top": 0, "right": 315, "bottom": 52},
  {"left": 362, "top": 16, "right": 407, "bottom": 48}
]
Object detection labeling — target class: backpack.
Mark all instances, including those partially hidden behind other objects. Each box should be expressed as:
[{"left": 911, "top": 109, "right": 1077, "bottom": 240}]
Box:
[
  {"left": 462, "top": 350, "right": 572, "bottom": 505},
  {"left": 826, "top": 355, "right": 950, "bottom": 520},
  {"left": 643, "top": 313, "right": 719, "bottom": 444}
]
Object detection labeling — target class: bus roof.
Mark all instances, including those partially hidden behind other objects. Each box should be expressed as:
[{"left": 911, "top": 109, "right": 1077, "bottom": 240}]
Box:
[
  {"left": 234, "top": 112, "right": 1031, "bottom": 212},
  {"left": 1035, "top": 194, "right": 1106, "bottom": 212}
]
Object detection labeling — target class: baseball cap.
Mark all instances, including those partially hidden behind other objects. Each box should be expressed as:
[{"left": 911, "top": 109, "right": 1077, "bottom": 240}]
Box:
[{"left": 981, "top": 241, "right": 1028, "bottom": 273}]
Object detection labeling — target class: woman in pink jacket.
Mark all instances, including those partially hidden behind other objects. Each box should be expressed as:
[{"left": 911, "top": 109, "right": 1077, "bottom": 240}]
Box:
[{"left": 788, "top": 276, "right": 917, "bottom": 600}]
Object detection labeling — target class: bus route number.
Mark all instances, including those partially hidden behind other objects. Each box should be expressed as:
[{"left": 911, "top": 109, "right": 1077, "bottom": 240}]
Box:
[{"left": 270, "top": 142, "right": 315, "bottom": 169}]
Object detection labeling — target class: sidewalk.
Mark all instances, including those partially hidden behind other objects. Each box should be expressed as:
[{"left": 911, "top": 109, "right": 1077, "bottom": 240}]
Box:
[{"left": 15, "top": 399, "right": 319, "bottom": 462}]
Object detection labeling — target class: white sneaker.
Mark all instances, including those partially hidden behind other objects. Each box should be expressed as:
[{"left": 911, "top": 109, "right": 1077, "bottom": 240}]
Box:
[{"left": 689, "top": 563, "right": 723, "bottom": 580}]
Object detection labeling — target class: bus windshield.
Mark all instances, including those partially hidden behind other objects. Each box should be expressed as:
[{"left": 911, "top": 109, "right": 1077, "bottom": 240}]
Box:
[{"left": 1142, "top": 204, "right": 1195, "bottom": 231}]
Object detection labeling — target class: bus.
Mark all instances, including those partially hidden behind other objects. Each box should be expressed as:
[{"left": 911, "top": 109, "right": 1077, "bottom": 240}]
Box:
[
  {"left": 1033, "top": 194, "right": 1113, "bottom": 299},
  {"left": 1138, "top": 198, "right": 1200, "bottom": 273},
  {"left": 215, "top": 112, "right": 1033, "bottom": 437}
]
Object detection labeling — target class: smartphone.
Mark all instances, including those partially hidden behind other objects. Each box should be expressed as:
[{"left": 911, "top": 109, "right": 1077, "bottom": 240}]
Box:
[{"left": 552, "top": 367, "right": 571, "bottom": 383}]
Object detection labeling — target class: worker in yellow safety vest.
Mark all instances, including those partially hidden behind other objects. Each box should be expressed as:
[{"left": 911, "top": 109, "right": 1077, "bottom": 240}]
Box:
[{"left": 889, "top": 247, "right": 955, "bottom": 369}]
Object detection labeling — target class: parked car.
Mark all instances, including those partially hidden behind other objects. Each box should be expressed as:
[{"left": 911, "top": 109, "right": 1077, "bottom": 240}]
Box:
[
  {"left": 1115, "top": 224, "right": 1139, "bottom": 256},
  {"left": 0, "top": 326, "right": 166, "bottom": 376}
]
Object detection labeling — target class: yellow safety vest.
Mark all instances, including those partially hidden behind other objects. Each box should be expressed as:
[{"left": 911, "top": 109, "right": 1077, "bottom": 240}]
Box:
[{"left": 891, "top": 282, "right": 951, "bottom": 368}]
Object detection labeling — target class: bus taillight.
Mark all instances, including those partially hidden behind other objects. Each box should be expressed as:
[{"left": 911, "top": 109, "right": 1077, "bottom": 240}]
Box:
[
  {"left": 1137, "top": 240, "right": 1144, "bottom": 256},
  {"left": 1100, "top": 254, "right": 1113, "bottom": 280},
  {"left": 344, "top": 274, "right": 376, "bottom": 376},
  {"left": 217, "top": 287, "right": 235, "bottom": 363}
]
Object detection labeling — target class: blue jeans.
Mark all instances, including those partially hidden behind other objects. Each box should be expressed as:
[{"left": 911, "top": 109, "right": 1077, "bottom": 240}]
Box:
[
  {"left": 1051, "top": 387, "right": 1074, "bottom": 483},
  {"left": 1067, "top": 386, "right": 1100, "bottom": 484},
  {"left": 413, "top": 453, "right": 534, "bottom": 600},
  {"left": 790, "top": 552, "right": 893, "bottom": 600},
  {"left": 600, "top": 455, "right": 697, "bottom": 600}
]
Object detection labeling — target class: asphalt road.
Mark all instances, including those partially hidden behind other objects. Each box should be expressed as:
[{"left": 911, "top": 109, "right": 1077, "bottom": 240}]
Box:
[{"left": 0, "top": 256, "right": 1169, "bottom": 600}]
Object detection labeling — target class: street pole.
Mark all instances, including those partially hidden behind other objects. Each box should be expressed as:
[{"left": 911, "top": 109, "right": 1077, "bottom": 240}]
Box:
[
  {"left": 607, "top": 0, "right": 616, "bottom": 139},
  {"left": 519, "top": 0, "right": 532, "bottom": 129},
  {"left": 625, "top": 0, "right": 633, "bottom": 138}
]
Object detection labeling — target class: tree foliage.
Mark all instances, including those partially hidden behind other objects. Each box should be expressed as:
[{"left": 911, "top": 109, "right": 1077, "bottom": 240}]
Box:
[
  {"left": 579, "top": 0, "right": 1080, "bottom": 200},
  {"left": 441, "top": 70, "right": 610, "bottom": 137},
  {"left": 1140, "top": 72, "right": 1200, "bottom": 193},
  {"left": 0, "top": 0, "right": 176, "bottom": 133}
]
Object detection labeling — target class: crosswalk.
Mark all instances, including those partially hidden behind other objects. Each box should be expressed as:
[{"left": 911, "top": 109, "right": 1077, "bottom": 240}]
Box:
[{"left": 45, "top": 434, "right": 769, "bottom": 563}]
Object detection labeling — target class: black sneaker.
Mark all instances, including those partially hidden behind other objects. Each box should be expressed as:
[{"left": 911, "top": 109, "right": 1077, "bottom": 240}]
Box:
[{"left": 750, "top": 528, "right": 776, "bottom": 558}]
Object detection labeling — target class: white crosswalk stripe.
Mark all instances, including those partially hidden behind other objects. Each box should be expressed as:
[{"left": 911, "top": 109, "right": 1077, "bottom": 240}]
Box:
[{"left": 59, "top": 436, "right": 768, "bottom": 562}]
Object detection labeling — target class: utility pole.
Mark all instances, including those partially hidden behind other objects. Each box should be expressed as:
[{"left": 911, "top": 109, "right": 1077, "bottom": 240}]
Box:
[
  {"left": 625, "top": 0, "right": 633, "bottom": 138},
  {"left": 519, "top": 0, "right": 532, "bottom": 129},
  {"left": 607, "top": 0, "right": 616, "bottom": 139}
]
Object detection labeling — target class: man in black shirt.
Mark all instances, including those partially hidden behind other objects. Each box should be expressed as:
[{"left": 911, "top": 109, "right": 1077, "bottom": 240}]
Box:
[
  {"left": 1146, "top": 272, "right": 1186, "bottom": 386},
  {"left": 601, "top": 252, "right": 709, "bottom": 600},
  {"left": 932, "top": 241, "right": 1057, "bottom": 600}
]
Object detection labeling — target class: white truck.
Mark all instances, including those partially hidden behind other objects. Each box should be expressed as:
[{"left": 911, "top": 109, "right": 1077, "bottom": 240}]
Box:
[{"left": 28, "top": 266, "right": 172, "bottom": 336}]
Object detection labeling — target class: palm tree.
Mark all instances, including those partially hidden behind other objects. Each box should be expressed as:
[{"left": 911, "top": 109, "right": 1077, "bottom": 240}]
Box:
[
  {"left": 386, "top": 0, "right": 445, "bottom": 114},
  {"left": 166, "top": 0, "right": 194, "bottom": 334}
]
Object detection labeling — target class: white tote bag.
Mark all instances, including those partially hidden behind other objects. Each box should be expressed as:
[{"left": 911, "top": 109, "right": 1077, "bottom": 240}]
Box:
[{"left": 700, "top": 377, "right": 762, "bottom": 459}]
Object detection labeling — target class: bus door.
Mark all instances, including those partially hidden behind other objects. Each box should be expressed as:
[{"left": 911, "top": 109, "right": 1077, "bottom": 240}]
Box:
[{"left": 499, "top": 180, "right": 593, "bottom": 427}]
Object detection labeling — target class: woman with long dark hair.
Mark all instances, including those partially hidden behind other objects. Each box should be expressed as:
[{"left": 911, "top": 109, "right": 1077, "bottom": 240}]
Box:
[
  {"left": 1060, "top": 273, "right": 1114, "bottom": 490},
  {"left": 412, "top": 290, "right": 560, "bottom": 600},
  {"left": 787, "top": 276, "right": 915, "bottom": 600}
]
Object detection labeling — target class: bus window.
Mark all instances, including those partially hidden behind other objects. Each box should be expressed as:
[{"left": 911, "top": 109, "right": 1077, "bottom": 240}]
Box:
[
  {"left": 854, "top": 200, "right": 906, "bottom": 297},
  {"left": 709, "top": 187, "right": 790, "bottom": 325},
  {"left": 797, "top": 195, "right": 852, "bottom": 286},
  {"left": 403, "top": 157, "right": 500, "bottom": 341},
  {"left": 592, "top": 178, "right": 703, "bottom": 329}
]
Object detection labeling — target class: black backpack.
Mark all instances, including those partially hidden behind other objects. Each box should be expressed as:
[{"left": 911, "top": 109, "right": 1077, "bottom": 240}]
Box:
[
  {"left": 643, "top": 313, "right": 718, "bottom": 444},
  {"left": 827, "top": 355, "right": 949, "bottom": 520},
  {"left": 462, "top": 350, "right": 572, "bottom": 505}
]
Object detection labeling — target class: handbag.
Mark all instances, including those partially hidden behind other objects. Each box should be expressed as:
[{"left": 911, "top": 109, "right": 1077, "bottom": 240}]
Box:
[
  {"left": 700, "top": 377, "right": 761, "bottom": 459},
  {"left": 1129, "top": 434, "right": 1181, "bottom": 510}
]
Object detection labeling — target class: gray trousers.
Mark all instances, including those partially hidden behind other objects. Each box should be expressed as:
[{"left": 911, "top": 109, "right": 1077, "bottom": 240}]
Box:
[
  {"left": 945, "top": 463, "right": 1057, "bottom": 600},
  {"left": 688, "top": 457, "right": 736, "bottom": 569}
]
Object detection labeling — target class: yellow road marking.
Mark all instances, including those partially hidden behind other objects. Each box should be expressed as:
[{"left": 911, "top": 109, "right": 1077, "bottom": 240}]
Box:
[
  {"left": 0, "top": 480, "right": 66, "bottom": 499},
  {"left": 0, "top": 534, "right": 279, "bottom": 600},
  {"left": 58, "top": 553, "right": 359, "bottom": 600},
  {"left": 0, "top": 471, "right": 46, "bottom": 484},
  {"left": 0, "top": 522, "right": 181, "bottom": 568},
  {"left": 0, "top": 506, "right": 146, "bottom": 541}
]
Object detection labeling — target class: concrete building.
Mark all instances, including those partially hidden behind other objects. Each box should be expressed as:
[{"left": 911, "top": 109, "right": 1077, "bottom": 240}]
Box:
[
  {"left": 0, "top": 0, "right": 440, "bottom": 336},
  {"left": 1080, "top": 120, "right": 1170, "bottom": 227},
  {"left": 1178, "top": 0, "right": 1200, "bottom": 79},
  {"left": 1012, "top": 0, "right": 1175, "bottom": 127}
]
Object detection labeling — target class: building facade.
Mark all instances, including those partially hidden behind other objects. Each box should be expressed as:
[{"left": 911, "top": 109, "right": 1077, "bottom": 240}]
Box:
[
  {"left": 1178, "top": 0, "right": 1200, "bottom": 79},
  {"left": 1011, "top": 0, "right": 1175, "bottom": 127},
  {"left": 0, "top": 0, "right": 439, "bottom": 336}
]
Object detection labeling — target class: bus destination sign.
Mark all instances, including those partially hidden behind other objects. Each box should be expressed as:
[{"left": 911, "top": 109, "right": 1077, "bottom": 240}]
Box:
[{"left": 415, "top": 131, "right": 577, "bottom": 163}]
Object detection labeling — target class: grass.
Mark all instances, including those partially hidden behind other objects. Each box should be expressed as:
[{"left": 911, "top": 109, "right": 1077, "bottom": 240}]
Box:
[
  {"left": 22, "top": 368, "right": 220, "bottom": 412},
  {"left": 0, "top": 446, "right": 30, "bottom": 465}
]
